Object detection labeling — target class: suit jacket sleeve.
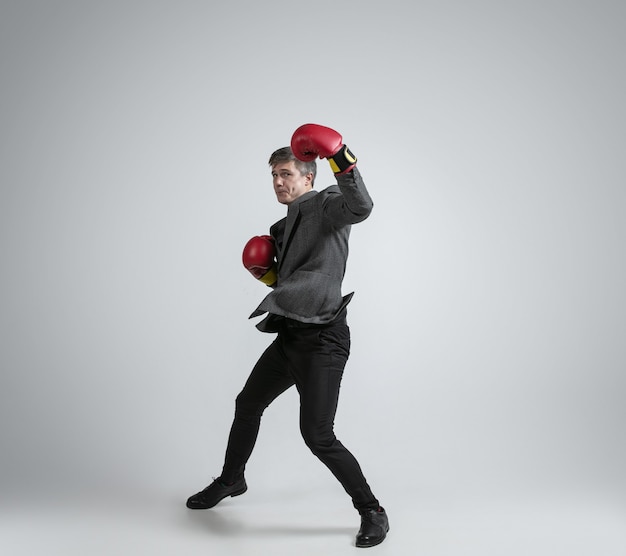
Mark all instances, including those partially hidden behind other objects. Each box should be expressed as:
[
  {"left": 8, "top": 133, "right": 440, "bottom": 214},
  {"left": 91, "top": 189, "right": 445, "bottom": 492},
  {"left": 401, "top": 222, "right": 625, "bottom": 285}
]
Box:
[{"left": 322, "top": 166, "right": 373, "bottom": 226}]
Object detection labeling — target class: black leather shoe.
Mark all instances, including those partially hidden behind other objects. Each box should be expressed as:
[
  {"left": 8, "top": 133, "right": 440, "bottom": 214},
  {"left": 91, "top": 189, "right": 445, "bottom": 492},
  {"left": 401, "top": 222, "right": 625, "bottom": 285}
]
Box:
[
  {"left": 186, "top": 477, "right": 247, "bottom": 509},
  {"left": 355, "top": 507, "right": 389, "bottom": 548}
]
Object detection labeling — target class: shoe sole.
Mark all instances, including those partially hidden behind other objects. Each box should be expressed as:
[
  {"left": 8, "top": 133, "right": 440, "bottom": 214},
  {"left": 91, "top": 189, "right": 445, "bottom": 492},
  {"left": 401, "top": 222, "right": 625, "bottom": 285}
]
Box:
[
  {"left": 186, "top": 485, "right": 248, "bottom": 510},
  {"left": 229, "top": 486, "right": 247, "bottom": 499}
]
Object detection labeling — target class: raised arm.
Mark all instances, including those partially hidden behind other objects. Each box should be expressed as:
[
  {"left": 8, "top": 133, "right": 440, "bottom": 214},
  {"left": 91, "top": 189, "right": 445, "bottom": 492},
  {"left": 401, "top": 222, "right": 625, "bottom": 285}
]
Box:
[{"left": 291, "top": 123, "right": 373, "bottom": 225}]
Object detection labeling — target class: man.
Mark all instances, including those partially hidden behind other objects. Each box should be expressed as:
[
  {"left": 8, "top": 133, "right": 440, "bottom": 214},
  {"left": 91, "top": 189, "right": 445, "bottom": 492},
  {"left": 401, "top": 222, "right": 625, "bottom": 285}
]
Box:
[{"left": 186, "top": 123, "right": 389, "bottom": 548}]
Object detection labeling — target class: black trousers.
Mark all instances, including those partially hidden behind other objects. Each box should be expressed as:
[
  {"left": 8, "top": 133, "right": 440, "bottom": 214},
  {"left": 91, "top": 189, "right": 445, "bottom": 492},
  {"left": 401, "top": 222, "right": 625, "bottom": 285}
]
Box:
[{"left": 220, "top": 316, "right": 379, "bottom": 511}]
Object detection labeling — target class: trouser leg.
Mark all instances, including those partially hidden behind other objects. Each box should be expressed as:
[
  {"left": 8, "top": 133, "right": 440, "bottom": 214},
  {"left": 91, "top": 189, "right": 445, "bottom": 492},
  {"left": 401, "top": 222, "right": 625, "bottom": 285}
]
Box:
[
  {"left": 221, "top": 338, "right": 293, "bottom": 483},
  {"left": 286, "top": 322, "right": 380, "bottom": 511}
]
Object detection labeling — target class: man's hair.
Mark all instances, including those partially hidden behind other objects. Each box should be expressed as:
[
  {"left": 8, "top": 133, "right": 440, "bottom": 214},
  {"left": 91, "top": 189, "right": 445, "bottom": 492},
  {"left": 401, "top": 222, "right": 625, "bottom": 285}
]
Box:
[{"left": 268, "top": 146, "right": 317, "bottom": 186}]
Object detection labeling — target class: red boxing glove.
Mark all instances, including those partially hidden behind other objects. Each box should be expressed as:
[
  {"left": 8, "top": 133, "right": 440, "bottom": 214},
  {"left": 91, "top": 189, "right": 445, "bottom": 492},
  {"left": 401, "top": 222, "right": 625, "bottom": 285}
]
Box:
[
  {"left": 242, "top": 235, "right": 277, "bottom": 286},
  {"left": 290, "top": 123, "right": 357, "bottom": 175}
]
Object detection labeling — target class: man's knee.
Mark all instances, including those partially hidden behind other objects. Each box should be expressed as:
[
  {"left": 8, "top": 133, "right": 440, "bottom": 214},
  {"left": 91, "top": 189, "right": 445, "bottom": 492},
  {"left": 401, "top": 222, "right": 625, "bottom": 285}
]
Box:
[
  {"left": 301, "top": 423, "right": 336, "bottom": 455},
  {"left": 235, "top": 392, "right": 266, "bottom": 421}
]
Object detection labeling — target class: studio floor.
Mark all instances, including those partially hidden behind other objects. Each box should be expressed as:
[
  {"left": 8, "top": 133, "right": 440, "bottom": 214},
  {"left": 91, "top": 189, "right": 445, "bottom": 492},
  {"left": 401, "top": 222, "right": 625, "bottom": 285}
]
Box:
[{"left": 2, "top": 481, "right": 624, "bottom": 556}]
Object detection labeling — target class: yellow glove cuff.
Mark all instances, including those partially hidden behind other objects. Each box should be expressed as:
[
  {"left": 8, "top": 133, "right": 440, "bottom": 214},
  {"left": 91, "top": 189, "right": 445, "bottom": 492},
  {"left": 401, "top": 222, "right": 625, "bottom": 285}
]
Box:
[
  {"left": 259, "top": 265, "right": 277, "bottom": 286},
  {"left": 328, "top": 145, "right": 357, "bottom": 174}
]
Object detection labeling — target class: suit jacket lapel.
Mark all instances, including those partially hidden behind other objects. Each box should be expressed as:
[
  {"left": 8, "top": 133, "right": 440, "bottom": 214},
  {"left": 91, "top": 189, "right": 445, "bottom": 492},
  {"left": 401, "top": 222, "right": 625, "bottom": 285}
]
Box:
[
  {"left": 279, "top": 203, "right": 301, "bottom": 270},
  {"left": 278, "top": 190, "right": 316, "bottom": 270}
]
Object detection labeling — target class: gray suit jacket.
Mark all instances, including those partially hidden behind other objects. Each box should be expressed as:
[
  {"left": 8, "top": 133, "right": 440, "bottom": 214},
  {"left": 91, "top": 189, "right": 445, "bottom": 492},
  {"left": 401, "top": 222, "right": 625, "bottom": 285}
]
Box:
[{"left": 250, "top": 167, "right": 373, "bottom": 332}]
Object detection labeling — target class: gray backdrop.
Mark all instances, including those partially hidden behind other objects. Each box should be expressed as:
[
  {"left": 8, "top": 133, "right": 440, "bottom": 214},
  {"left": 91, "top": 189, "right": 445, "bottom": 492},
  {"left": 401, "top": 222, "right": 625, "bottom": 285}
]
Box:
[{"left": 1, "top": 0, "right": 625, "bottom": 553}]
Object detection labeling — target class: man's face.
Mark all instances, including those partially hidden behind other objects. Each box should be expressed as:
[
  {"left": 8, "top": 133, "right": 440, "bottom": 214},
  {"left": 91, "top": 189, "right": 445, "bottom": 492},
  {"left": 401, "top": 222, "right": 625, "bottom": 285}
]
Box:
[{"left": 272, "top": 161, "right": 313, "bottom": 205}]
